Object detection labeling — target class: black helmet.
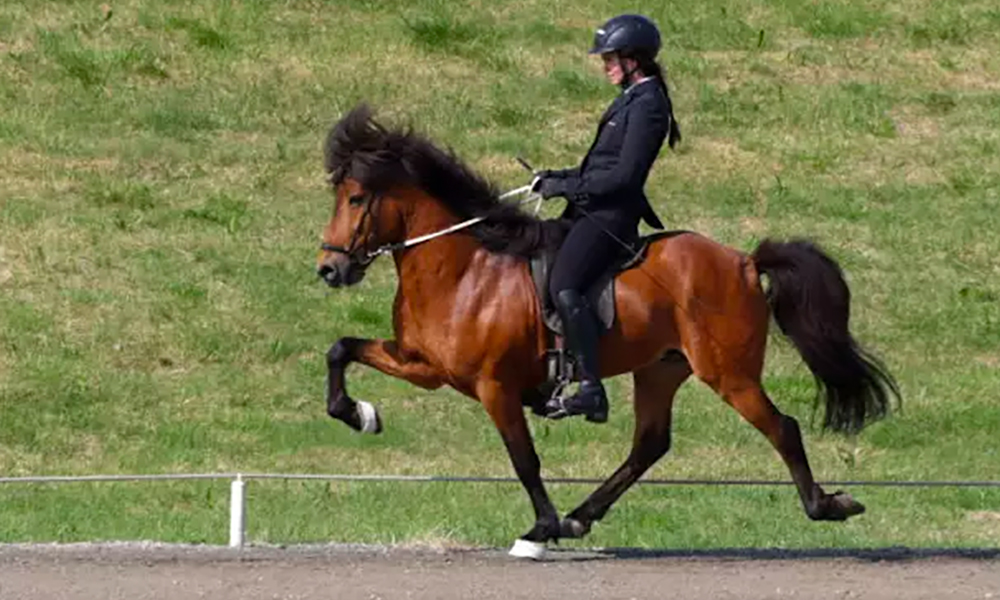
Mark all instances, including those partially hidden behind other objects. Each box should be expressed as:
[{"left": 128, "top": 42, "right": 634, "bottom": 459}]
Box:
[{"left": 589, "top": 14, "right": 661, "bottom": 57}]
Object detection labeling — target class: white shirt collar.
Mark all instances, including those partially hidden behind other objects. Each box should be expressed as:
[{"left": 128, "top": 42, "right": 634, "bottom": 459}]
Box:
[{"left": 624, "top": 76, "right": 656, "bottom": 95}]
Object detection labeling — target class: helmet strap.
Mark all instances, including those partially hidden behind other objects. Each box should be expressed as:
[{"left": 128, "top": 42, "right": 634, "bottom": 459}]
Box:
[{"left": 617, "top": 55, "right": 639, "bottom": 91}]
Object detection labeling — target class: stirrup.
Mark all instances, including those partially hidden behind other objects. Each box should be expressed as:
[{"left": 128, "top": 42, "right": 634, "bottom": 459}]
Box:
[{"left": 543, "top": 383, "right": 608, "bottom": 423}]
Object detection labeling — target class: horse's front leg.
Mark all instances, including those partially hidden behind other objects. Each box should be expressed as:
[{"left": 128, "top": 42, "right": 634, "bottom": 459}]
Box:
[
  {"left": 326, "top": 337, "right": 445, "bottom": 433},
  {"left": 479, "top": 380, "right": 560, "bottom": 560}
]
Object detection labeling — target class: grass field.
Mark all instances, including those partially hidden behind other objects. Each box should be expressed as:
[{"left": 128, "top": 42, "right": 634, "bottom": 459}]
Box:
[{"left": 1, "top": 0, "right": 998, "bottom": 549}]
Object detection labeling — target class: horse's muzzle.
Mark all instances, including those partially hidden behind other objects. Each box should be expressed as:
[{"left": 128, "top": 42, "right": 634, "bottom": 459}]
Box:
[{"left": 317, "top": 258, "right": 366, "bottom": 288}]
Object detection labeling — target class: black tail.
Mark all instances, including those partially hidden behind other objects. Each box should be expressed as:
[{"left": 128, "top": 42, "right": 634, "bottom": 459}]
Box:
[{"left": 753, "top": 239, "right": 900, "bottom": 434}]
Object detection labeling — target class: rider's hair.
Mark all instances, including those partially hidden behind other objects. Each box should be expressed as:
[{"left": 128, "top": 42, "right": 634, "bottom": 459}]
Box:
[{"left": 622, "top": 51, "right": 682, "bottom": 149}]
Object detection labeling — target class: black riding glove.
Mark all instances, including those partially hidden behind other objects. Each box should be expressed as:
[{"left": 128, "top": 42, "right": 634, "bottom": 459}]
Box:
[{"left": 531, "top": 174, "right": 568, "bottom": 200}]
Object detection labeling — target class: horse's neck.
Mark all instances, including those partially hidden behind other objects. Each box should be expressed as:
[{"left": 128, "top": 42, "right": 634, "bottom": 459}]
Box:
[
  {"left": 388, "top": 196, "right": 536, "bottom": 365},
  {"left": 391, "top": 198, "right": 488, "bottom": 298},
  {"left": 393, "top": 233, "right": 482, "bottom": 291}
]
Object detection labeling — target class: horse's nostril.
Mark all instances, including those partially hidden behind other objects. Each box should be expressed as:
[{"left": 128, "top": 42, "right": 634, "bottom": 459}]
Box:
[{"left": 318, "top": 263, "right": 344, "bottom": 287}]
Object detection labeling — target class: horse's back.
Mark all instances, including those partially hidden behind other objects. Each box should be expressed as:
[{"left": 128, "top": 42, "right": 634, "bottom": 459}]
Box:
[
  {"left": 629, "top": 230, "right": 759, "bottom": 299},
  {"left": 615, "top": 230, "right": 767, "bottom": 342}
]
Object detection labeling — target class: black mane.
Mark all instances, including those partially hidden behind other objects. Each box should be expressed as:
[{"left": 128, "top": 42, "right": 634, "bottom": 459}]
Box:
[{"left": 324, "top": 104, "right": 567, "bottom": 257}]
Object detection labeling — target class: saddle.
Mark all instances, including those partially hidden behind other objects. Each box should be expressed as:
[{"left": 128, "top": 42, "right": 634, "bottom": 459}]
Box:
[
  {"left": 528, "top": 231, "right": 681, "bottom": 385},
  {"left": 530, "top": 231, "right": 683, "bottom": 335},
  {"left": 531, "top": 242, "right": 640, "bottom": 338}
]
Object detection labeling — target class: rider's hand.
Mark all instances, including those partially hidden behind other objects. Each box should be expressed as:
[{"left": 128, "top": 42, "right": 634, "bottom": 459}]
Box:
[
  {"left": 530, "top": 169, "right": 553, "bottom": 193},
  {"left": 530, "top": 170, "right": 565, "bottom": 199},
  {"left": 536, "top": 177, "right": 567, "bottom": 200}
]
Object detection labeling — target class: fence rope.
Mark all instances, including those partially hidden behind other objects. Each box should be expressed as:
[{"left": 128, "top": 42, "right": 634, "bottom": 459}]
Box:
[{"left": 1, "top": 473, "right": 998, "bottom": 487}]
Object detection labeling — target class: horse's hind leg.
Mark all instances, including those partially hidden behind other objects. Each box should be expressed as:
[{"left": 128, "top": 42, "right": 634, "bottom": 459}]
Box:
[
  {"left": 560, "top": 355, "right": 692, "bottom": 539},
  {"left": 713, "top": 377, "right": 865, "bottom": 521}
]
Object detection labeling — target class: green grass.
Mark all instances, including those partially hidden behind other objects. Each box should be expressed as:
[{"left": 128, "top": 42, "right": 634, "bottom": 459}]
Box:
[{"left": 1, "top": 0, "right": 999, "bottom": 549}]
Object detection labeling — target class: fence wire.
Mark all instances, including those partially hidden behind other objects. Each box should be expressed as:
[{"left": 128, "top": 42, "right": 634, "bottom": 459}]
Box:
[{"left": 1, "top": 473, "right": 998, "bottom": 487}]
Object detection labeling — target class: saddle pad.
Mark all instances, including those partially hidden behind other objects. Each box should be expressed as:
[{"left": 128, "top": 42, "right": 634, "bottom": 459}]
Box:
[{"left": 531, "top": 254, "right": 616, "bottom": 336}]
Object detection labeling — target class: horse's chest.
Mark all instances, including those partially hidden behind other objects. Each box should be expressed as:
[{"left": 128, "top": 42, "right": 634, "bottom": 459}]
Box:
[{"left": 395, "top": 299, "right": 469, "bottom": 370}]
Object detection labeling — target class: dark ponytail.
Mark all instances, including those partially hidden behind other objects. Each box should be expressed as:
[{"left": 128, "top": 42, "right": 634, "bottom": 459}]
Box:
[{"left": 635, "top": 55, "right": 682, "bottom": 149}]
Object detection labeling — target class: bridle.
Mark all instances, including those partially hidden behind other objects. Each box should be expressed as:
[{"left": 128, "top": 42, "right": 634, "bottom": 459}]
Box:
[{"left": 318, "top": 192, "right": 395, "bottom": 268}]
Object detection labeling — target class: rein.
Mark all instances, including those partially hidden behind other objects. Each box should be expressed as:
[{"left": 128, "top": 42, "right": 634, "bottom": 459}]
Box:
[{"left": 321, "top": 184, "right": 539, "bottom": 264}]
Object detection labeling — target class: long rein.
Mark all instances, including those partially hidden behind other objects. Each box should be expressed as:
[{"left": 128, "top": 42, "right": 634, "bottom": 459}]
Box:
[{"left": 356, "top": 184, "right": 540, "bottom": 261}]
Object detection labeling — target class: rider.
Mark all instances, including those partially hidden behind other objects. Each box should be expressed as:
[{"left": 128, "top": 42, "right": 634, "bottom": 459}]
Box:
[{"left": 532, "top": 14, "right": 681, "bottom": 423}]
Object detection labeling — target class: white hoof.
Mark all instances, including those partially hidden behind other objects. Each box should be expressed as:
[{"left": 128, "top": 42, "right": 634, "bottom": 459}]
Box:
[
  {"left": 508, "top": 539, "right": 547, "bottom": 560},
  {"left": 357, "top": 401, "right": 379, "bottom": 434}
]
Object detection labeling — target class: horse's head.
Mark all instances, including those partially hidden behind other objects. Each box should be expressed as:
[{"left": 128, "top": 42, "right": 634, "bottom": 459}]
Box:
[
  {"left": 316, "top": 175, "right": 406, "bottom": 288},
  {"left": 316, "top": 102, "right": 554, "bottom": 287}
]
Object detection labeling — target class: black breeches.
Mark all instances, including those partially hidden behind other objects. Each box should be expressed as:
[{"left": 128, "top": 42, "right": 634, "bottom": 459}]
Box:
[{"left": 548, "top": 216, "right": 637, "bottom": 305}]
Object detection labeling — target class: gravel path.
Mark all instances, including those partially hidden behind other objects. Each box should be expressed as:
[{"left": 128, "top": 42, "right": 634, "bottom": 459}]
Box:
[{"left": 0, "top": 543, "right": 997, "bottom": 600}]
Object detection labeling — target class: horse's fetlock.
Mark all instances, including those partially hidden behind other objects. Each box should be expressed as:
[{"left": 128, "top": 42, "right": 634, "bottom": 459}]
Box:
[
  {"left": 805, "top": 505, "right": 825, "bottom": 521},
  {"left": 525, "top": 515, "right": 561, "bottom": 543},
  {"left": 327, "top": 393, "right": 356, "bottom": 420},
  {"left": 559, "top": 517, "right": 590, "bottom": 539}
]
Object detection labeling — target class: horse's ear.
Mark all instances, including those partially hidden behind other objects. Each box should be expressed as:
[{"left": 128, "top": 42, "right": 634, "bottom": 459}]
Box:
[
  {"left": 344, "top": 102, "right": 384, "bottom": 138},
  {"left": 347, "top": 102, "right": 373, "bottom": 124}
]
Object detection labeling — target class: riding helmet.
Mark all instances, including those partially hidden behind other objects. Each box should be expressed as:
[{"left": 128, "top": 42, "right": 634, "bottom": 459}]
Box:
[{"left": 589, "top": 14, "right": 661, "bottom": 57}]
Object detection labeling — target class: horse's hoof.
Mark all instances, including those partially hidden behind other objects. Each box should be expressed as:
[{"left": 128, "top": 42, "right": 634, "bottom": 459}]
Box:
[
  {"left": 508, "top": 539, "right": 547, "bottom": 560},
  {"left": 831, "top": 492, "right": 865, "bottom": 518},
  {"left": 357, "top": 400, "right": 382, "bottom": 434},
  {"left": 559, "top": 518, "right": 590, "bottom": 539}
]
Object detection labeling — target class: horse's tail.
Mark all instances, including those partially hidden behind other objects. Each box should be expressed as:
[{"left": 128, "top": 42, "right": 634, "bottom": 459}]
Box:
[{"left": 751, "top": 239, "right": 900, "bottom": 434}]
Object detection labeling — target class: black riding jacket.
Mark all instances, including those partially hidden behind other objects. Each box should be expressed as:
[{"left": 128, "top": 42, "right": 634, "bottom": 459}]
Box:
[{"left": 544, "top": 78, "right": 671, "bottom": 230}]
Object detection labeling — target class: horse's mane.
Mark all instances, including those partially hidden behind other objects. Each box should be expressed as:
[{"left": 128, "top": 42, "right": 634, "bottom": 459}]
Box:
[{"left": 324, "top": 104, "right": 567, "bottom": 258}]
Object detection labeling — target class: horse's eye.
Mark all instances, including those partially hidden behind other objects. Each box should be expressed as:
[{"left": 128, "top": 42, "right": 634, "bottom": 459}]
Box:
[{"left": 348, "top": 194, "right": 366, "bottom": 206}]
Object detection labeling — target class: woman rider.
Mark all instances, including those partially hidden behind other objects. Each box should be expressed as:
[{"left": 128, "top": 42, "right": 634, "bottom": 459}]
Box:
[{"left": 532, "top": 14, "right": 681, "bottom": 423}]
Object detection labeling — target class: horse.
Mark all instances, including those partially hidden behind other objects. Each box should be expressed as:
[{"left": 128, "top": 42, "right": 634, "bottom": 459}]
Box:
[{"left": 315, "top": 104, "right": 900, "bottom": 558}]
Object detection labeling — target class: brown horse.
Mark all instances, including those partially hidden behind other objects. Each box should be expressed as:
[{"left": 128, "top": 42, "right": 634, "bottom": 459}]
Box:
[{"left": 316, "top": 105, "right": 899, "bottom": 557}]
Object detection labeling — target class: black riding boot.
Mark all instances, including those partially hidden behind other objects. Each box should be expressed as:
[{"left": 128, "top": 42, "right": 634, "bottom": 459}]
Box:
[{"left": 545, "top": 289, "right": 609, "bottom": 423}]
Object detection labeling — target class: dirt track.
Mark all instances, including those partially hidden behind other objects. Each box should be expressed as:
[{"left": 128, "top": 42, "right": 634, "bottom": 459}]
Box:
[{"left": 0, "top": 544, "right": 998, "bottom": 600}]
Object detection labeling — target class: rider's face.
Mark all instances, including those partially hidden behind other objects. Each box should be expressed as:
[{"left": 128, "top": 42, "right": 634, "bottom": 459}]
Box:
[
  {"left": 601, "top": 53, "right": 624, "bottom": 85},
  {"left": 601, "top": 53, "right": 638, "bottom": 86}
]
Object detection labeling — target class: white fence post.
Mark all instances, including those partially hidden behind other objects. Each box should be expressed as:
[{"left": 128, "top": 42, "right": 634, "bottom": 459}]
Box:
[{"left": 229, "top": 474, "right": 246, "bottom": 548}]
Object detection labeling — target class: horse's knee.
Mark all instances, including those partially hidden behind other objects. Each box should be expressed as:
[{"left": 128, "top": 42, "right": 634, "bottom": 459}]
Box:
[{"left": 327, "top": 338, "right": 355, "bottom": 366}]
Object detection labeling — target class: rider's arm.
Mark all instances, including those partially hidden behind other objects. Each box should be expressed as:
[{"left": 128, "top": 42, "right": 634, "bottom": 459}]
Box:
[{"left": 556, "top": 95, "right": 668, "bottom": 208}]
